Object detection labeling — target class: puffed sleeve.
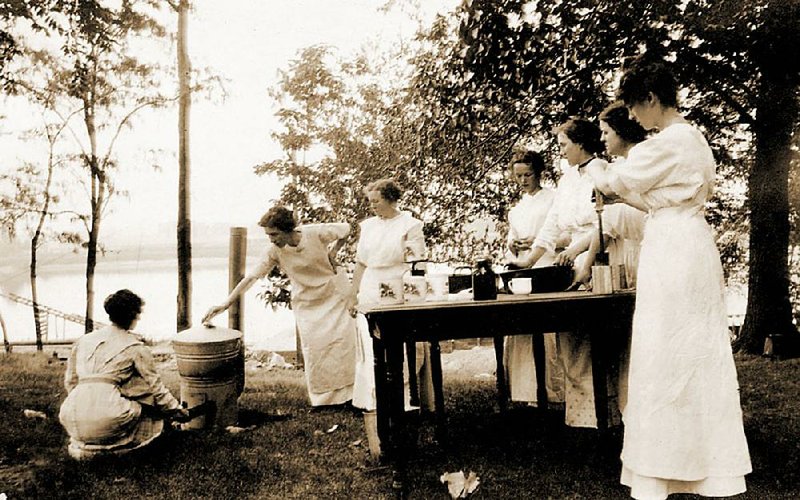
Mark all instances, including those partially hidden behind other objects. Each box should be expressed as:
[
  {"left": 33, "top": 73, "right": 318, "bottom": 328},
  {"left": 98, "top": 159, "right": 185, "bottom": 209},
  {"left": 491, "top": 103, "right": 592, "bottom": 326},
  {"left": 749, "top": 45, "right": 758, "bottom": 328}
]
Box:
[
  {"left": 315, "top": 223, "right": 350, "bottom": 245},
  {"left": 606, "top": 133, "right": 677, "bottom": 197},
  {"left": 130, "top": 345, "right": 181, "bottom": 411},
  {"left": 533, "top": 198, "right": 562, "bottom": 254},
  {"left": 251, "top": 245, "right": 279, "bottom": 279},
  {"left": 605, "top": 126, "right": 708, "bottom": 205},
  {"left": 355, "top": 219, "right": 369, "bottom": 266},
  {"left": 403, "top": 217, "right": 426, "bottom": 261}
]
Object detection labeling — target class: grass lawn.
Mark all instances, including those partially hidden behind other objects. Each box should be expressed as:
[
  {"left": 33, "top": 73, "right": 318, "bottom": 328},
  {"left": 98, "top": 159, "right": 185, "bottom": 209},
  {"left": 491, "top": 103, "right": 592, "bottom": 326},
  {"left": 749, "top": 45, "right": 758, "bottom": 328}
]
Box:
[{"left": 1, "top": 350, "right": 799, "bottom": 499}]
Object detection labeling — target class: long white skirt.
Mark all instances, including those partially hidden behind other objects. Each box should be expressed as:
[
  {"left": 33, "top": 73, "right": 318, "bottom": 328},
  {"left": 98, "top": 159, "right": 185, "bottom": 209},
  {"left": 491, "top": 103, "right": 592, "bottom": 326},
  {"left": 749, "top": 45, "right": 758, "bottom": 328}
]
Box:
[
  {"left": 293, "top": 271, "right": 356, "bottom": 407},
  {"left": 505, "top": 333, "right": 564, "bottom": 405},
  {"left": 620, "top": 210, "right": 750, "bottom": 497}
]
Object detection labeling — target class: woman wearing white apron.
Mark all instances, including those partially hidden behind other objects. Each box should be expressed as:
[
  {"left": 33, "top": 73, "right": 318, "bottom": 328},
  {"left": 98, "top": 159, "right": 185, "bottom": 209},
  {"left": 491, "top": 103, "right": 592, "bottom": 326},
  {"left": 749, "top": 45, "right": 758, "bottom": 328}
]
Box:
[
  {"left": 503, "top": 150, "right": 565, "bottom": 407},
  {"left": 588, "top": 57, "right": 751, "bottom": 500},
  {"left": 204, "top": 206, "right": 356, "bottom": 407},
  {"left": 347, "top": 178, "right": 433, "bottom": 412},
  {"left": 510, "top": 118, "right": 615, "bottom": 428}
]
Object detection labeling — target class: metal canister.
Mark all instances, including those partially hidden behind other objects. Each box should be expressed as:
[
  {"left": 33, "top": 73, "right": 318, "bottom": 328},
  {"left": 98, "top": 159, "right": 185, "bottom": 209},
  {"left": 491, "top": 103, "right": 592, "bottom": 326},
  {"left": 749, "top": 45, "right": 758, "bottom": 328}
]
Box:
[
  {"left": 472, "top": 258, "right": 497, "bottom": 301},
  {"left": 172, "top": 325, "right": 244, "bottom": 429}
]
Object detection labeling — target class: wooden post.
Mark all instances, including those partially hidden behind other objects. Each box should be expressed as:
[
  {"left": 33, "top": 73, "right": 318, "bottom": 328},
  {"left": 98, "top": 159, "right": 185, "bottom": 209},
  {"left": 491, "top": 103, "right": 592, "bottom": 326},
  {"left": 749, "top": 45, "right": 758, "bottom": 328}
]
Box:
[
  {"left": 1, "top": 308, "right": 10, "bottom": 353},
  {"left": 295, "top": 323, "right": 304, "bottom": 368},
  {"left": 228, "top": 227, "right": 247, "bottom": 333}
]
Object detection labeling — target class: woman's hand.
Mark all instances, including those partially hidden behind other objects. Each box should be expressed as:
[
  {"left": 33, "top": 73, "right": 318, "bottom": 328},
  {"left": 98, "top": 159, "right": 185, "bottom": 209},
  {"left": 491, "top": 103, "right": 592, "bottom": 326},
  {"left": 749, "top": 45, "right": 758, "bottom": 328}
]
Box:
[
  {"left": 202, "top": 305, "right": 226, "bottom": 325},
  {"left": 510, "top": 237, "right": 533, "bottom": 254},
  {"left": 170, "top": 407, "right": 192, "bottom": 423},
  {"left": 555, "top": 248, "right": 579, "bottom": 267},
  {"left": 572, "top": 261, "right": 592, "bottom": 289},
  {"left": 345, "top": 294, "right": 359, "bottom": 318}
]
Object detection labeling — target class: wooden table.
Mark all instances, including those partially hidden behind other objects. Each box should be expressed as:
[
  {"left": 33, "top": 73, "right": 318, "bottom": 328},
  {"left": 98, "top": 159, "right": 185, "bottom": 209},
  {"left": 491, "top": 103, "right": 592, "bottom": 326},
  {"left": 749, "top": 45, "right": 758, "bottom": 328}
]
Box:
[{"left": 358, "top": 290, "right": 636, "bottom": 492}]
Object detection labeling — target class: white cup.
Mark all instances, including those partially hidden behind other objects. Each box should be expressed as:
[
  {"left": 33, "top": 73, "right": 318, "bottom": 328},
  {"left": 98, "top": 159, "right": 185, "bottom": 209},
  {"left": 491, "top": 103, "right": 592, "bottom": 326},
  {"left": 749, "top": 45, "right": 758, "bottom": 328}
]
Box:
[{"left": 509, "top": 277, "right": 532, "bottom": 295}]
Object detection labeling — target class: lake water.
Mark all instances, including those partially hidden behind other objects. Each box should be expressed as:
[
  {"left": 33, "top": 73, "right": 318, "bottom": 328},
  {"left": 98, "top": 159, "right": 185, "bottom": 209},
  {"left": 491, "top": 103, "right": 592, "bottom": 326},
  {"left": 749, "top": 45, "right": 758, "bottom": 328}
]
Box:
[
  {"left": 0, "top": 246, "right": 297, "bottom": 351},
  {"left": 0, "top": 243, "right": 748, "bottom": 350}
]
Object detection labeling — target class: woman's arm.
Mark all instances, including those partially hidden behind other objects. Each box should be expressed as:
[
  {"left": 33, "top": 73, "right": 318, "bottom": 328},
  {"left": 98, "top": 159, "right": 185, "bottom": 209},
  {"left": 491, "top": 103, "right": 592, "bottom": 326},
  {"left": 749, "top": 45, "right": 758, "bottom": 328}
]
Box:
[
  {"left": 509, "top": 245, "right": 546, "bottom": 269},
  {"left": 573, "top": 231, "right": 602, "bottom": 286},
  {"left": 63, "top": 345, "right": 79, "bottom": 392},
  {"left": 586, "top": 162, "right": 618, "bottom": 197},
  {"left": 131, "top": 345, "right": 181, "bottom": 412},
  {"left": 556, "top": 230, "right": 593, "bottom": 267},
  {"left": 328, "top": 235, "right": 347, "bottom": 269},
  {"left": 346, "top": 261, "right": 367, "bottom": 316},
  {"left": 202, "top": 273, "right": 262, "bottom": 324}
]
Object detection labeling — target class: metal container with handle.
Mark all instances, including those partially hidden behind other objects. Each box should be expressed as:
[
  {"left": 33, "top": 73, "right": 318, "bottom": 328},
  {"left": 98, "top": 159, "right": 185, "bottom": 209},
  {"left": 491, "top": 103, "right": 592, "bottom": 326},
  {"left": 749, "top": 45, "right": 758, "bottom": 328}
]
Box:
[{"left": 172, "top": 325, "right": 244, "bottom": 429}]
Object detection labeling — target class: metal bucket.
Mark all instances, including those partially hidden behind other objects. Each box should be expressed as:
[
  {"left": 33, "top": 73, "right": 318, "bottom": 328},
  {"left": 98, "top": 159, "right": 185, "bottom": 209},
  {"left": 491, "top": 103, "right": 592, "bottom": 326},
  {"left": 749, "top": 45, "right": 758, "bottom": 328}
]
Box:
[{"left": 172, "top": 325, "right": 244, "bottom": 429}]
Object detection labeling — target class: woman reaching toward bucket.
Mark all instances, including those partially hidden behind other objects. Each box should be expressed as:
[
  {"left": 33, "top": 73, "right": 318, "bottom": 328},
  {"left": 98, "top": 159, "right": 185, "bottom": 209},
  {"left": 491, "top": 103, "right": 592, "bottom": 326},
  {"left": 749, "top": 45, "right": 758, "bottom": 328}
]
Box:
[{"left": 202, "top": 206, "right": 357, "bottom": 408}]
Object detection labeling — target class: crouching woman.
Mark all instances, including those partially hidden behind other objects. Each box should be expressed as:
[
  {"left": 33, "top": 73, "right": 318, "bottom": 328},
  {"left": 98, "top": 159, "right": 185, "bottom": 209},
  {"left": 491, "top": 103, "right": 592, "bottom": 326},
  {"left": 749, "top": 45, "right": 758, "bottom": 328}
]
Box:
[{"left": 59, "top": 289, "right": 188, "bottom": 460}]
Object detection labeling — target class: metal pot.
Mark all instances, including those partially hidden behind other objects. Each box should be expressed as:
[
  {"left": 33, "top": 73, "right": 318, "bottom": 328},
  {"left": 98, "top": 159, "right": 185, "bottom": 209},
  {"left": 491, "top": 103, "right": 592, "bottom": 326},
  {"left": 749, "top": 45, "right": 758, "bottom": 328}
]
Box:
[{"left": 497, "top": 265, "right": 574, "bottom": 293}]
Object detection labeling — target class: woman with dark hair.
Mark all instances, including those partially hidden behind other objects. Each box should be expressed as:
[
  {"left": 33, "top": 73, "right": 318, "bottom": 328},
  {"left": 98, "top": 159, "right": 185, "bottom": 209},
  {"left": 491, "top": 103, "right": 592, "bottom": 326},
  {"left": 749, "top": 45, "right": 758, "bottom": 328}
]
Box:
[
  {"left": 347, "top": 178, "right": 433, "bottom": 412},
  {"left": 510, "top": 118, "right": 614, "bottom": 428},
  {"left": 571, "top": 101, "right": 649, "bottom": 287},
  {"left": 59, "top": 289, "right": 189, "bottom": 460},
  {"left": 203, "top": 205, "right": 357, "bottom": 408},
  {"left": 503, "top": 150, "right": 564, "bottom": 407},
  {"left": 587, "top": 58, "right": 751, "bottom": 499}
]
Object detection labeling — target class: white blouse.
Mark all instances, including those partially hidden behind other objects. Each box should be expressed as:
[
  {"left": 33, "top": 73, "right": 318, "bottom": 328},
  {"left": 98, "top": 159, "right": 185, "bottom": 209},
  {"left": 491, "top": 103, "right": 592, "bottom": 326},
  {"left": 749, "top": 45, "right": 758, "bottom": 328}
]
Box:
[
  {"left": 534, "top": 159, "right": 606, "bottom": 253},
  {"left": 355, "top": 211, "right": 425, "bottom": 269},
  {"left": 506, "top": 188, "right": 555, "bottom": 262},
  {"left": 606, "top": 123, "right": 715, "bottom": 212}
]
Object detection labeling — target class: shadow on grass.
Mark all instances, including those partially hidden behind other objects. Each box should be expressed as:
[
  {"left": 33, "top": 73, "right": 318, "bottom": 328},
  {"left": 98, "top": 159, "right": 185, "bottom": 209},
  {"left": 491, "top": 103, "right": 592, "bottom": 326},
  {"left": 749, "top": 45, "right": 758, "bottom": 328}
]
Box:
[{"left": 237, "top": 407, "right": 293, "bottom": 426}]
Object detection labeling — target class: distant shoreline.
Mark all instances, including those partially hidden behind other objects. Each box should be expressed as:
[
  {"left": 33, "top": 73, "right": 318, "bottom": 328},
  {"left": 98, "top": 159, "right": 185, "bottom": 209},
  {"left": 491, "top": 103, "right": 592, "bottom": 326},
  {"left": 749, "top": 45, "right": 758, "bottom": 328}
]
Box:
[{"left": 1, "top": 239, "right": 267, "bottom": 281}]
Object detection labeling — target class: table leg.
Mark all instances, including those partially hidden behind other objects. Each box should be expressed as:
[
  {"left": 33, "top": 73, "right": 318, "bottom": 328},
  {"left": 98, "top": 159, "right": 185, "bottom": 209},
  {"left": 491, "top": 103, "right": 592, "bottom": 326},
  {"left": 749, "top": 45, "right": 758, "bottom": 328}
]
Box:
[
  {"left": 532, "top": 332, "right": 548, "bottom": 409},
  {"left": 428, "top": 340, "right": 447, "bottom": 444},
  {"left": 385, "top": 339, "right": 408, "bottom": 493},
  {"left": 493, "top": 335, "right": 509, "bottom": 412},
  {"left": 372, "top": 329, "right": 390, "bottom": 454},
  {"left": 405, "top": 341, "right": 419, "bottom": 408}
]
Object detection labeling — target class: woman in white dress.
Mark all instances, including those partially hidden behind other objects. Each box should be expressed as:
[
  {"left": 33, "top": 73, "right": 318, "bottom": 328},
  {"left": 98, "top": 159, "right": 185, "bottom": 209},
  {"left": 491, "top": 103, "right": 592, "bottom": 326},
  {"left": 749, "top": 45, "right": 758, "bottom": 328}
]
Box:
[
  {"left": 503, "top": 150, "right": 564, "bottom": 406},
  {"left": 510, "top": 118, "right": 614, "bottom": 428},
  {"left": 587, "top": 58, "right": 751, "bottom": 500},
  {"left": 203, "top": 206, "right": 356, "bottom": 408},
  {"left": 347, "top": 178, "right": 433, "bottom": 412}
]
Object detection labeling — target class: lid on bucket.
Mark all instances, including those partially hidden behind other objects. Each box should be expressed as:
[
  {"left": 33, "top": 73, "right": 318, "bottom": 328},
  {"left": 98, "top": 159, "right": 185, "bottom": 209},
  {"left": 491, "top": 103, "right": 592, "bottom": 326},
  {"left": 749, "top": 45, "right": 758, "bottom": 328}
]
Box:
[{"left": 173, "top": 325, "right": 242, "bottom": 345}]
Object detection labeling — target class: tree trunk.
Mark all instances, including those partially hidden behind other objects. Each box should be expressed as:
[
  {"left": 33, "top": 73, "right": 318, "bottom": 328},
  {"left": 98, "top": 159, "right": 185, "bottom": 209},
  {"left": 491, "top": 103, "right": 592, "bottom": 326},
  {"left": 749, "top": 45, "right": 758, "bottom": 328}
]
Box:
[
  {"left": 737, "top": 71, "right": 799, "bottom": 354},
  {"left": 30, "top": 239, "right": 43, "bottom": 350},
  {"left": 176, "top": 0, "right": 193, "bottom": 332},
  {"left": 85, "top": 206, "right": 100, "bottom": 333},
  {"left": 30, "top": 146, "right": 56, "bottom": 350}
]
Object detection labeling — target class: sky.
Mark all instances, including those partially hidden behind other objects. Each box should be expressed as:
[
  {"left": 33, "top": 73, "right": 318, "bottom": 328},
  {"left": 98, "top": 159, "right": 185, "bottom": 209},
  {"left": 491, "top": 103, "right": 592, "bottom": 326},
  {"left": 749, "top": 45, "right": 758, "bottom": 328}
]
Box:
[{"left": 1, "top": 0, "right": 455, "bottom": 246}]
